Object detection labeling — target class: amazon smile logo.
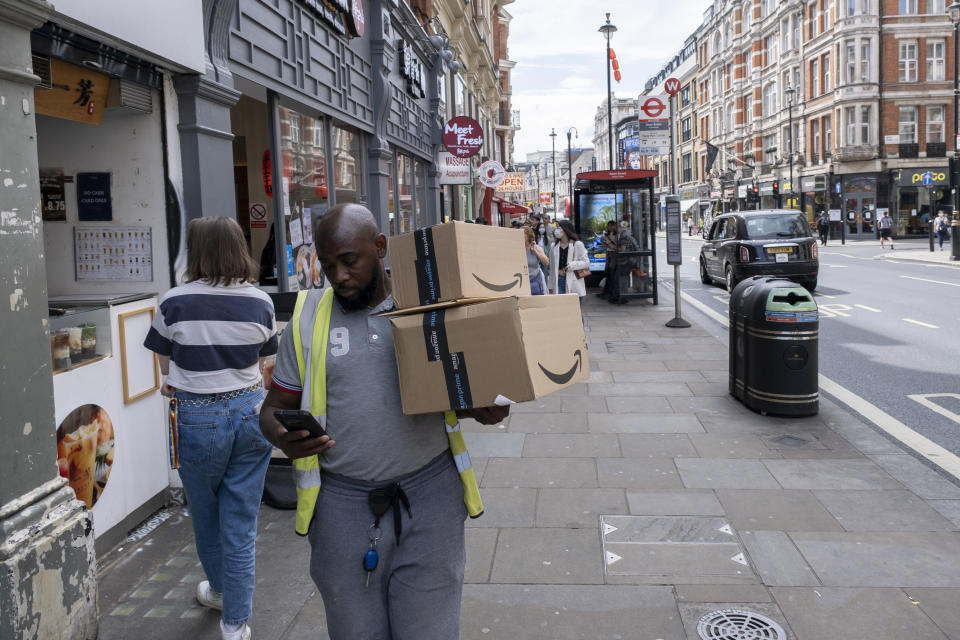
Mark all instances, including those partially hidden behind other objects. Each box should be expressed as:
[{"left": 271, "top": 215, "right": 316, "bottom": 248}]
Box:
[
  {"left": 538, "top": 349, "right": 583, "bottom": 385},
  {"left": 472, "top": 272, "right": 523, "bottom": 292}
]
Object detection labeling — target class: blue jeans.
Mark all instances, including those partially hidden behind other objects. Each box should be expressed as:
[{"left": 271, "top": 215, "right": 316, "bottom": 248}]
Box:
[
  {"left": 175, "top": 388, "right": 271, "bottom": 626},
  {"left": 557, "top": 274, "right": 567, "bottom": 294}
]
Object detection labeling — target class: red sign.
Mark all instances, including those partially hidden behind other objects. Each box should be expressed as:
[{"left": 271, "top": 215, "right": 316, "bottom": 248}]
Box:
[
  {"left": 443, "top": 116, "right": 484, "bottom": 158},
  {"left": 664, "top": 77, "right": 680, "bottom": 96},
  {"left": 539, "top": 192, "right": 551, "bottom": 204},
  {"left": 262, "top": 150, "right": 273, "bottom": 197},
  {"left": 577, "top": 169, "right": 658, "bottom": 182},
  {"left": 640, "top": 96, "right": 667, "bottom": 119},
  {"left": 348, "top": 0, "right": 365, "bottom": 38},
  {"left": 250, "top": 203, "right": 267, "bottom": 221}
]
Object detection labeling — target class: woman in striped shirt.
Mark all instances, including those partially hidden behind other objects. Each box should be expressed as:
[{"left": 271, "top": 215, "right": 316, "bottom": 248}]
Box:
[{"left": 145, "top": 216, "right": 277, "bottom": 640}]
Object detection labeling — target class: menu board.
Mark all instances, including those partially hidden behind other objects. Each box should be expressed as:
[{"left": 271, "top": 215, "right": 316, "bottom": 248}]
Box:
[{"left": 74, "top": 226, "right": 153, "bottom": 282}]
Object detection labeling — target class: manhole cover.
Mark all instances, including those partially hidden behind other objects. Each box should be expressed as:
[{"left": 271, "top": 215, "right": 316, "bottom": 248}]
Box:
[
  {"left": 697, "top": 609, "right": 785, "bottom": 640},
  {"left": 770, "top": 435, "right": 808, "bottom": 447},
  {"left": 604, "top": 340, "right": 649, "bottom": 354}
]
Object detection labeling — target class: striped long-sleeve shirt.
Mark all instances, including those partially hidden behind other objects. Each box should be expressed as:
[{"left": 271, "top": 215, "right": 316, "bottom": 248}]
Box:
[{"left": 144, "top": 280, "right": 278, "bottom": 393}]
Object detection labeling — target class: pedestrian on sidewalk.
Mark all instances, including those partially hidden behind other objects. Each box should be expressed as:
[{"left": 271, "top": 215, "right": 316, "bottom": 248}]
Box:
[
  {"left": 144, "top": 217, "right": 278, "bottom": 640},
  {"left": 817, "top": 210, "right": 829, "bottom": 246},
  {"left": 608, "top": 220, "right": 640, "bottom": 305},
  {"left": 524, "top": 225, "right": 549, "bottom": 294},
  {"left": 687, "top": 216, "right": 693, "bottom": 236},
  {"left": 878, "top": 210, "right": 894, "bottom": 249},
  {"left": 598, "top": 219, "right": 617, "bottom": 300},
  {"left": 259, "top": 204, "right": 507, "bottom": 640},
  {"left": 935, "top": 210, "right": 951, "bottom": 250},
  {"left": 548, "top": 219, "right": 589, "bottom": 311}
]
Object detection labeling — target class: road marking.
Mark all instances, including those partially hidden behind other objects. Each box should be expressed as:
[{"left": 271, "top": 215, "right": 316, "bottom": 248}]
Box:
[
  {"left": 823, "top": 264, "right": 849, "bottom": 268},
  {"left": 854, "top": 304, "right": 881, "bottom": 313},
  {"left": 813, "top": 293, "right": 837, "bottom": 299},
  {"left": 680, "top": 290, "right": 960, "bottom": 482},
  {"left": 818, "top": 303, "right": 853, "bottom": 318},
  {"left": 833, "top": 253, "right": 870, "bottom": 260},
  {"left": 903, "top": 318, "right": 939, "bottom": 329},
  {"left": 901, "top": 275, "right": 960, "bottom": 287},
  {"left": 908, "top": 394, "right": 960, "bottom": 426}
]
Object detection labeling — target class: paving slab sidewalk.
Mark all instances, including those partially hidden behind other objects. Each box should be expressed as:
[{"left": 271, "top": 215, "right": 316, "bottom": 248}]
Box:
[{"left": 97, "top": 294, "right": 960, "bottom": 640}]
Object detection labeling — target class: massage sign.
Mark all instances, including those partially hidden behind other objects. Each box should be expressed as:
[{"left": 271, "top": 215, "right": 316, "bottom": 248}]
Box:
[{"left": 443, "top": 116, "right": 484, "bottom": 158}]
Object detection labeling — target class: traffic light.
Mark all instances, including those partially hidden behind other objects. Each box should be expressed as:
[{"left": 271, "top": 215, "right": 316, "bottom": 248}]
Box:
[
  {"left": 749, "top": 184, "right": 759, "bottom": 201},
  {"left": 610, "top": 48, "right": 622, "bottom": 83},
  {"left": 772, "top": 181, "right": 779, "bottom": 196}
]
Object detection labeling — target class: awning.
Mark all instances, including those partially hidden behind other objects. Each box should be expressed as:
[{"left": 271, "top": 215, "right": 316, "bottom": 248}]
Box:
[
  {"left": 494, "top": 198, "right": 531, "bottom": 216},
  {"left": 680, "top": 198, "right": 699, "bottom": 213}
]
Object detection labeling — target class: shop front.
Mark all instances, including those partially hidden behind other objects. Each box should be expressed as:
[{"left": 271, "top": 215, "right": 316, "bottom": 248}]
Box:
[
  {"left": 893, "top": 166, "right": 951, "bottom": 237},
  {"left": 759, "top": 181, "right": 776, "bottom": 209},
  {"left": 225, "top": 0, "right": 443, "bottom": 293}
]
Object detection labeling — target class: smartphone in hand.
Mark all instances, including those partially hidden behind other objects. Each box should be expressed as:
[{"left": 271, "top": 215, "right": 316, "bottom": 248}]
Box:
[{"left": 273, "top": 410, "right": 328, "bottom": 439}]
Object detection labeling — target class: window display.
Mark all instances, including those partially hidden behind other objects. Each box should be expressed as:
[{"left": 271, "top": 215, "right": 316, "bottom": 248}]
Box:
[{"left": 333, "top": 124, "right": 363, "bottom": 204}]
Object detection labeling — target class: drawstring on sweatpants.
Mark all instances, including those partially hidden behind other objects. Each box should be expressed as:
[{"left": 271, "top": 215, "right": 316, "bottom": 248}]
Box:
[{"left": 368, "top": 483, "right": 412, "bottom": 546}]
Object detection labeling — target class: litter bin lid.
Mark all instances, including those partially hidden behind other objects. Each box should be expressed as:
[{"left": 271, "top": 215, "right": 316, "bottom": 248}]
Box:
[{"left": 764, "top": 286, "right": 817, "bottom": 323}]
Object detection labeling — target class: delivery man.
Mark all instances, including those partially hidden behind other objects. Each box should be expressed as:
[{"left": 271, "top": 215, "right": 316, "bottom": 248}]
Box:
[{"left": 259, "top": 203, "right": 507, "bottom": 640}]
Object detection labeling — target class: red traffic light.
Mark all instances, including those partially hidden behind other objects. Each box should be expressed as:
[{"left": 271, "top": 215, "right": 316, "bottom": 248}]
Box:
[{"left": 772, "top": 181, "right": 779, "bottom": 194}]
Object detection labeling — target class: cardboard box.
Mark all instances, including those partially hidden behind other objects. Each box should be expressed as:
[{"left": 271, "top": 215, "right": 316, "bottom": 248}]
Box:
[
  {"left": 390, "top": 294, "right": 589, "bottom": 415},
  {"left": 388, "top": 221, "right": 530, "bottom": 309}
]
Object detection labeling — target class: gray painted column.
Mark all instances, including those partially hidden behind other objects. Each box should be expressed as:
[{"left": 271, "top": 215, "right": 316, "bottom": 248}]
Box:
[
  {"left": 367, "top": 2, "right": 396, "bottom": 234},
  {"left": 0, "top": 2, "right": 97, "bottom": 638},
  {"left": 174, "top": 0, "right": 240, "bottom": 221},
  {"left": 426, "top": 55, "right": 444, "bottom": 226}
]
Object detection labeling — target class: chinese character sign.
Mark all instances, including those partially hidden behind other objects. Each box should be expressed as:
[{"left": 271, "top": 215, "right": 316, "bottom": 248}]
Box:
[{"left": 35, "top": 59, "right": 108, "bottom": 126}]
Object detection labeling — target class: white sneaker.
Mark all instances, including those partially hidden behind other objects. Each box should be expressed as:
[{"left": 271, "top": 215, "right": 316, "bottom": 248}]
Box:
[
  {"left": 196, "top": 580, "right": 223, "bottom": 610},
  {"left": 220, "top": 621, "right": 252, "bottom": 640}
]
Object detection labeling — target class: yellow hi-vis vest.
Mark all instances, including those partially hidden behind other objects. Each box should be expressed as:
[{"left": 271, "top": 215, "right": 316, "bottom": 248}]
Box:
[{"left": 290, "top": 288, "right": 484, "bottom": 535}]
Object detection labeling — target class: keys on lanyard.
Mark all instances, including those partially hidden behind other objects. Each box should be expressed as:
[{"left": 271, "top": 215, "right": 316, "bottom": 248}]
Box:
[{"left": 364, "top": 525, "right": 380, "bottom": 588}]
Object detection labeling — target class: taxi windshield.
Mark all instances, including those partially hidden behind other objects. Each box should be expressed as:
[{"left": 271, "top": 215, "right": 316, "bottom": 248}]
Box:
[{"left": 744, "top": 214, "right": 810, "bottom": 240}]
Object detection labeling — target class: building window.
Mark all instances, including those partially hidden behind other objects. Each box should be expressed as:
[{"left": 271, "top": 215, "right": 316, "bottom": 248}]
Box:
[
  {"left": 681, "top": 85, "right": 691, "bottom": 107},
  {"left": 793, "top": 13, "right": 801, "bottom": 49},
  {"left": 765, "top": 34, "right": 778, "bottom": 66},
  {"left": 682, "top": 153, "right": 692, "bottom": 182},
  {"left": 845, "top": 105, "right": 857, "bottom": 144},
  {"left": 682, "top": 116, "right": 692, "bottom": 142},
  {"left": 861, "top": 40, "right": 872, "bottom": 82},
  {"left": 746, "top": 48, "right": 753, "bottom": 77},
  {"left": 811, "top": 59, "right": 819, "bottom": 96},
  {"left": 727, "top": 101, "right": 736, "bottom": 131},
  {"left": 930, "top": 0, "right": 945, "bottom": 11},
  {"left": 812, "top": 122, "right": 821, "bottom": 158},
  {"left": 860, "top": 105, "right": 871, "bottom": 144},
  {"left": 743, "top": 3, "right": 752, "bottom": 31},
  {"left": 898, "top": 0, "right": 917, "bottom": 13},
  {"left": 899, "top": 41, "right": 918, "bottom": 82},
  {"left": 849, "top": 0, "right": 871, "bottom": 14},
  {"left": 824, "top": 114, "right": 832, "bottom": 154},
  {"left": 823, "top": 53, "right": 831, "bottom": 92},
  {"left": 813, "top": 2, "right": 821, "bottom": 36},
  {"left": 764, "top": 0, "right": 776, "bottom": 16},
  {"left": 927, "top": 40, "right": 945, "bottom": 82},
  {"left": 899, "top": 106, "right": 918, "bottom": 143},
  {"left": 764, "top": 133, "right": 778, "bottom": 164},
  {"left": 846, "top": 41, "right": 856, "bottom": 83},
  {"left": 927, "top": 105, "right": 945, "bottom": 142},
  {"left": 763, "top": 81, "right": 778, "bottom": 116}
]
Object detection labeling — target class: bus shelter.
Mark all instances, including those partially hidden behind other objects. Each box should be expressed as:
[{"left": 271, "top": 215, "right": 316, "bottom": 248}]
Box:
[{"left": 573, "top": 169, "right": 658, "bottom": 304}]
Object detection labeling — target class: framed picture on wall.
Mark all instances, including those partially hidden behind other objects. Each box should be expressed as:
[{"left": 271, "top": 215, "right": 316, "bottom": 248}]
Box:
[{"left": 117, "top": 307, "right": 160, "bottom": 404}]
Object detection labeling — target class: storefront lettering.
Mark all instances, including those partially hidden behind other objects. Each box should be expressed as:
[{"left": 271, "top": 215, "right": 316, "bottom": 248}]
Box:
[
  {"left": 442, "top": 116, "right": 484, "bottom": 157},
  {"left": 399, "top": 40, "right": 426, "bottom": 99},
  {"left": 299, "top": 0, "right": 364, "bottom": 38},
  {"left": 910, "top": 171, "right": 947, "bottom": 184},
  {"left": 444, "top": 123, "right": 481, "bottom": 145}
]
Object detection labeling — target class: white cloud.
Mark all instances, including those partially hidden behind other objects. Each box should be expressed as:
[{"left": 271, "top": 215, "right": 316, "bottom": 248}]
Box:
[{"left": 508, "top": 0, "right": 708, "bottom": 161}]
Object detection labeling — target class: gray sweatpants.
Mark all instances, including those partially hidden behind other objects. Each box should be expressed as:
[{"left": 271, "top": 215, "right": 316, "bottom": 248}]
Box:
[{"left": 308, "top": 452, "right": 468, "bottom": 640}]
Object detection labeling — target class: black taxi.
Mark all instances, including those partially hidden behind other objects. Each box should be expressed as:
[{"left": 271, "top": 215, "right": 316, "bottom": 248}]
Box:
[{"left": 699, "top": 210, "right": 819, "bottom": 292}]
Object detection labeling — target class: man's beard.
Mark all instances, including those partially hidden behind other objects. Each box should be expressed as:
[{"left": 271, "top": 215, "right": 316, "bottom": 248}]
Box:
[{"left": 334, "top": 267, "right": 380, "bottom": 312}]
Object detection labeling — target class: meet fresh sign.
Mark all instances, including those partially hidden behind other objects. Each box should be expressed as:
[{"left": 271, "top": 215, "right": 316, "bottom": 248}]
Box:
[{"left": 443, "top": 116, "right": 484, "bottom": 158}]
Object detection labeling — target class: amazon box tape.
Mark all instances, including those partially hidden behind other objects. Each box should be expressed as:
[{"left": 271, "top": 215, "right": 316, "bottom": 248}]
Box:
[
  {"left": 389, "top": 294, "right": 589, "bottom": 415},
  {"left": 388, "top": 221, "right": 530, "bottom": 310}
]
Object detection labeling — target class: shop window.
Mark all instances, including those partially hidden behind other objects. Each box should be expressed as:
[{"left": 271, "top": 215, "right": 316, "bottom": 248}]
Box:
[
  {"left": 396, "top": 154, "right": 414, "bottom": 234},
  {"left": 414, "top": 159, "right": 428, "bottom": 229},
  {"left": 387, "top": 157, "right": 396, "bottom": 235},
  {"left": 332, "top": 124, "right": 363, "bottom": 205},
  {"left": 278, "top": 105, "right": 328, "bottom": 230}
]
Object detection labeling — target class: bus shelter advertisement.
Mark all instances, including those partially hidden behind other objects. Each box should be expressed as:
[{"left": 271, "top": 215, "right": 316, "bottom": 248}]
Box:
[{"left": 578, "top": 193, "right": 622, "bottom": 271}]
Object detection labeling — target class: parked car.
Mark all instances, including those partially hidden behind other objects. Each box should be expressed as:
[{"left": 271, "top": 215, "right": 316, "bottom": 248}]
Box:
[{"left": 699, "top": 210, "right": 819, "bottom": 292}]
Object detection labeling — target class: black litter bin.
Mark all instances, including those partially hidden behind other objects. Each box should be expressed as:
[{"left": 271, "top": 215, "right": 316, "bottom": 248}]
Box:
[{"left": 729, "top": 277, "right": 819, "bottom": 416}]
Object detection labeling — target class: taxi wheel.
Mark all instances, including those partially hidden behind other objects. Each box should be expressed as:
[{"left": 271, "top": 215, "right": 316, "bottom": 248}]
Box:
[
  {"left": 699, "top": 258, "right": 711, "bottom": 284},
  {"left": 725, "top": 265, "right": 738, "bottom": 293},
  {"left": 803, "top": 278, "right": 817, "bottom": 292}
]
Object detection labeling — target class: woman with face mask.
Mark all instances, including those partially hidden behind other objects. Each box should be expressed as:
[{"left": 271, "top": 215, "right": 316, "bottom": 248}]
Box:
[
  {"left": 523, "top": 226, "right": 549, "bottom": 294},
  {"left": 548, "top": 220, "right": 589, "bottom": 308}
]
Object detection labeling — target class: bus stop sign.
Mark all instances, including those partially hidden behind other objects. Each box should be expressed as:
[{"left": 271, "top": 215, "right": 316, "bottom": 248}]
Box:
[{"left": 665, "top": 196, "right": 682, "bottom": 266}]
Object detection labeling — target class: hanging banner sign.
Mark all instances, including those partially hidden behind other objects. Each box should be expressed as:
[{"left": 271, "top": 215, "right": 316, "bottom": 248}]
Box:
[
  {"left": 442, "top": 116, "right": 484, "bottom": 157},
  {"left": 262, "top": 150, "right": 273, "bottom": 196},
  {"left": 478, "top": 160, "right": 506, "bottom": 187},
  {"left": 438, "top": 152, "right": 471, "bottom": 185},
  {"left": 35, "top": 58, "right": 108, "bottom": 126},
  {"left": 497, "top": 172, "right": 526, "bottom": 192}
]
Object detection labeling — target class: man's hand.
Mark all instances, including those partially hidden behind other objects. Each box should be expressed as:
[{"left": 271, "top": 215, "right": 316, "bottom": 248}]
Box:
[
  {"left": 457, "top": 405, "right": 510, "bottom": 425},
  {"left": 260, "top": 387, "right": 335, "bottom": 459}
]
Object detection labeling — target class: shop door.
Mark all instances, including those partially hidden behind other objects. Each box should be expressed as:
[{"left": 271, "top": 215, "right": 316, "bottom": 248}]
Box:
[{"left": 844, "top": 196, "right": 876, "bottom": 239}]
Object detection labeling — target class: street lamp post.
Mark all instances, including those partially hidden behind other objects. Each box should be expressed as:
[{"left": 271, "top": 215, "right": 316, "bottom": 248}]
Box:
[
  {"left": 567, "top": 126, "right": 578, "bottom": 220},
  {"left": 599, "top": 13, "right": 617, "bottom": 170},
  {"left": 785, "top": 85, "right": 795, "bottom": 210},
  {"left": 550, "top": 128, "right": 558, "bottom": 217},
  {"left": 950, "top": 2, "right": 960, "bottom": 259}
]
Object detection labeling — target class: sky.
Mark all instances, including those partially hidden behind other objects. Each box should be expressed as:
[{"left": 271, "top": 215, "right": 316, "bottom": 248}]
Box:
[{"left": 508, "top": 1, "right": 709, "bottom": 163}]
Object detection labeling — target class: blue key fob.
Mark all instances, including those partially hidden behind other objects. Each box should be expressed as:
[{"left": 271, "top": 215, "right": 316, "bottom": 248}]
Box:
[{"left": 363, "top": 548, "right": 379, "bottom": 571}]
